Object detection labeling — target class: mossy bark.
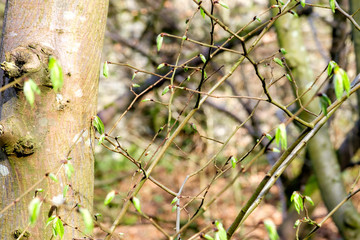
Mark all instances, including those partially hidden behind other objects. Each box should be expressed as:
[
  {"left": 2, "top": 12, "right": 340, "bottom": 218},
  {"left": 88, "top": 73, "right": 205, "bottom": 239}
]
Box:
[
  {"left": 273, "top": 4, "right": 360, "bottom": 239},
  {"left": 0, "top": 1, "right": 108, "bottom": 239}
]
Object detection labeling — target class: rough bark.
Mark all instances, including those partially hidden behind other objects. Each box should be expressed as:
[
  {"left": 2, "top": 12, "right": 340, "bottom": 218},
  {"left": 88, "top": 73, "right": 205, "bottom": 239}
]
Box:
[
  {"left": 273, "top": 4, "right": 360, "bottom": 239},
  {"left": 0, "top": 1, "right": 108, "bottom": 239}
]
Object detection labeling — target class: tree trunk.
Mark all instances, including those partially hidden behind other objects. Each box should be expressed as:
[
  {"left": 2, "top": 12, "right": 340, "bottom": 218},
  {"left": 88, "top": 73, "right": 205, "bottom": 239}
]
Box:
[
  {"left": 273, "top": 4, "right": 360, "bottom": 239},
  {"left": 0, "top": 1, "right": 108, "bottom": 239}
]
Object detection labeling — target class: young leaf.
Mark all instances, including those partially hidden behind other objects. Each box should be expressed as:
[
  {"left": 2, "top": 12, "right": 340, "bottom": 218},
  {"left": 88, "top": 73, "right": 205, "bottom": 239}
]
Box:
[
  {"left": 275, "top": 123, "right": 287, "bottom": 150},
  {"left": 141, "top": 98, "right": 151, "bottom": 102},
  {"left": 171, "top": 197, "right": 178, "bottom": 205},
  {"left": 339, "top": 68, "right": 350, "bottom": 96},
  {"left": 200, "top": 7, "right": 206, "bottom": 19},
  {"left": 333, "top": 67, "right": 344, "bottom": 100},
  {"left": 280, "top": 48, "right": 287, "bottom": 55},
  {"left": 63, "top": 184, "right": 69, "bottom": 198},
  {"left": 48, "top": 56, "right": 64, "bottom": 92},
  {"left": 104, "top": 190, "right": 116, "bottom": 206},
  {"left": 272, "top": 148, "right": 281, "bottom": 153},
  {"left": 305, "top": 196, "right": 314, "bottom": 206},
  {"left": 162, "top": 86, "right": 170, "bottom": 95},
  {"left": 255, "top": 16, "right": 261, "bottom": 22},
  {"left": 132, "top": 196, "right": 142, "bottom": 213},
  {"left": 132, "top": 83, "right": 140, "bottom": 88},
  {"left": 327, "top": 60, "right": 338, "bottom": 76},
  {"left": 200, "top": 54, "right": 207, "bottom": 63},
  {"left": 329, "top": 0, "right": 335, "bottom": 13},
  {"left": 285, "top": 74, "right": 292, "bottom": 82},
  {"left": 131, "top": 72, "right": 137, "bottom": 81},
  {"left": 156, "top": 34, "right": 164, "bottom": 52},
  {"left": 203, "top": 234, "right": 215, "bottom": 240},
  {"left": 300, "top": 0, "right": 306, "bottom": 8},
  {"left": 79, "top": 208, "right": 94, "bottom": 234},
  {"left": 230, "top": 156, "right": 237, "bottom": 168},
  {"left": 53, "top": 217, "right": 64, "bottom": 239},
  {"left": 319, "top": 93, "right": 331, "bottom": 116},
  {"left": 294, "top": 219, "right": 301, "bottom": 228},
  {"left": 64, "top": 161, "right": 74, "bottom": 179},
  {"left": 264, "top": 219, "right": 280, "bottom": 240},
  {"left": 265, "top": 133, "right": 272, "bottom": 141},
  {"left": 93, "top": 116, "right": 104, "bottom": 134},
  {"left": 219, "top": 1, "right": 229, "bottom": 9},
  {"left": 103, "top": 61, "right": 109, "bottom": 78},
  {"left": 48, "top": 173, "right": 58, "bottom": 183},
  {"left": 273, "top": 57, "right": 284, "bottom": 67},
  {"left": 157, "top": 63, "right": 165, "bottom": 69},
  {"left": 214, "top": 221, "right": 227, "bottom": 240},
  {"left": 98, "top": 133, "right": 105, "bottom": 145},
  {"left": 46, "top": 216, "right": 57, "bottom": 227},
  {"left": 291, "top": 191, "right": 303, "bottom": 214},
  {"left": 29, "top": 197, "right": 42, "bottom": 226}
]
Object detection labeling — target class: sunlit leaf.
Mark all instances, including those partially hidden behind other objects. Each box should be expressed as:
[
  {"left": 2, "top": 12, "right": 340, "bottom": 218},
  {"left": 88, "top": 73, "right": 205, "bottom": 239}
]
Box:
[
  {"left": 214, "top": 221, "right": 227, "bottom": 240},
  {"left": 329, "top": 0, "right": 335, "bottom": 13},
  {"left": 334, "top": 67, "right": 344, "bottom": 100},
  {"left": 203, "top": 234, "right": 215, "bottom": 240},
  {"left": 162, "top": 86, "right": 170, "bottom": 95},
  {"left": 200, "top": 7, "right": 206, "bottom": 19},
  {"left": 48, "top": 173, "right": 58, "bottom": 183},
  {"left": 219, "top": 1, "right": 229, "bottom": 9},
  {"left": 29, "top": 197, "right": 42, "bottom": 226},
  {"left": 98, "top": 133, "right": 105, "bottom": 145},
  {"left": 93, "top": 116, "right": 105, "bottom": 134},
  {"left": 264, "top": 219, "right": 280, "bottom": 240},
  {"left": 157, "top": 63, "right": 165, "bottom": 69},
  {"left": 79, "top": 208, "right": 94, "bottom": 234},
  {"left": 132, "top": 196, "right": 142, "bottom": 213},
  {"left": 286, "top": 74, "right": 292, "bottom": 82},
  {"left": 156, "top": 34, "right": 164, "bottom": 52},
  {"left": 63, "top": 184, "right": 69, "bottom": 198},
  {"left": 48, "top": 56, "right": 63, "bottom": 93},
  {"left": 103, "top": 61, "right": 109, "bottom": 78},
  {"left": 132, "top": 83, "right": 140, "bottom": 88},
  {"left": 305, "top": 196, "right": 314, "bottom": 206},
  {"left": 327, "top": 60, "right": 338, "bottom": 76},
  {"left": 300, "top": 0, "right": 306, "bottom": 8},
  {"left": 291, "top": 191, "right": 303, "bottom": 214},
  {"left": 64, "top": 161, "right": 74, "bottom": 179},
  {"left": 171, "top": 197, "right": 178, "bottom": 205},
  {"left": 104, "top": 190, "right": 116, "bottom": 206},
  {"left": 131, "top": 72, "right": 137, "bottom": 81},
  {"left": 273, "top": 57, "right": 284, "bottom": 67},
  {"left": 275, "top": 123, "right": 287, "bottom": 150},
  {"left": 280, "top": 48, "right": 287, "bottom": 55},
  {"left": 230, "top": 156, "right": 237, "bottom": 168},
  {"left": 200, "top": 54, "right": 207, "bottom": 63},
  {"left": 53, "top": 217, "right": 64, "bottom": 239}
]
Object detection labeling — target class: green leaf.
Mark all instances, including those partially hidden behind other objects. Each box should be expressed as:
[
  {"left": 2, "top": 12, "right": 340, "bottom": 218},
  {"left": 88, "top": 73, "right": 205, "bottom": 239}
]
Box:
[
  {"left": 204, "top": 70, "right": 208, "bottom": 79},
  {"left": 162, "top": 86, "right": 170, "bottom": 95},
  {"left": 172, "top": 205, "right": 177, "bottom": 212},
  {"left": 157, "top": 63, "right": 165, "bottom": 69},
  {"left": 182, "top": 35, "right": 187, "bottom": 40},
  {"left": 214, "top": 221, "right": 227, "bottom": 240},
  {"left": 272, "top": 148, "right": 280, "bottom": 153},
  {"left": 131, "top": 72, "right": 137, "bottom": 81},
  {"left": 264, "top": 219, "right": 280, "bottom": 240},
  {"left": 103, "top": 61, "right": 109, "bottom": 78},
  {"left": 48, "top": 56, "right": 64, "bottom": 93},
  {"left": 327, "top": 60, "right": 338, "bottom": 76},
  {"left": 300, "top": 0, "right": 306, "bottom": 8},
  {"left": 132, "top": 196, "right": 142, "bottom": 213},
  {"left": 294, "top": 219, "right": 300, "bottom": 228},
  {"left": 273, "top": 57, "right": 284, "bottom": 67},
  {"left": 334, "top": 67, "right": 344, "bottom": 100},
  {"left": 132, "top": 83, "right": 140, "bottom": 88},
  {"left": 53, "top": 217, "right": 64, "bottom": 239},
  {"left": 305, "top": 196, "right": 314, "bottom": 206},
  {"left": 203, "top": 234, "right": 215, "bottom": 240},
  {"left": 156, "top": 34, "right": 164, "bottom": 52},
  {"left": 290, "top": 10, "right": 299, "bottom": 17},
  {"left": 200, "top": 7, "right": 206, "bottom": 19},
  {"left": 255, "top": 16, "right": 261, "bottom": 22},
  {"left": 265, "top": 133, "right": 272, "bottom": 140},
  {"left": 29, "top": 197, "right": 42, "bottom": 226},
  {"left": 329, "top": 0, "right": 335, "bottom": 13},
  {"left": 98, "top": 133, "right": 105, "bottom": 145},
  {"left": 93, "top": 116, "right": 105, "bottom": 134},
  {"left": 64, "top": 161, "right": 74, "bottom": 179},
  {"left": 280, "top": 48, "right": 287, "bottom": 55},
  {"left": 230, "top": 156, "right": 237, "bottom": 168},
  {"left": 104, "top": 190, "right": 116, "bottom": 206},
  {"left": 63, "top": 184, "right": 69, "bottom": 198},
  {"left": 171, "top": 197, "right": 178, "bottom": 205},
  {"left": 23, "top": 79, "right": 41, "bottom": 107},
  {"left": 200, "top": 54, "right": 207, "bottom": 63},
  {"left": 79, "top": 208, "right": 94, "bottom": 234},
  {"left": 339, "top": 68, "right": 350, "bottom": 96},
  {"left": 286, "top": 74, "right": 292, "bottom": 82},
  {"left": 186, "top": 76, "right": 190, "bottom": 81},
  {"left": 291, "top": 191, "right": 303, "bottom": 214},
  {"left": 275, "top": 123, "right": 287, "bottom": 150},
  {"left": 46, "top": 216, "right": 56, "bottom": 227},
  {"left": 319, "top": 93, "right": 331, "bottom": 116},
  {"left": 141, "top": 98, "right": 151, "bottom": 102},
  {"left": 48, "top": 173, "right": 58, "bottom": 183},
  {"left": 219, "top": 1, "right": 229, "bottom": 9}
]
